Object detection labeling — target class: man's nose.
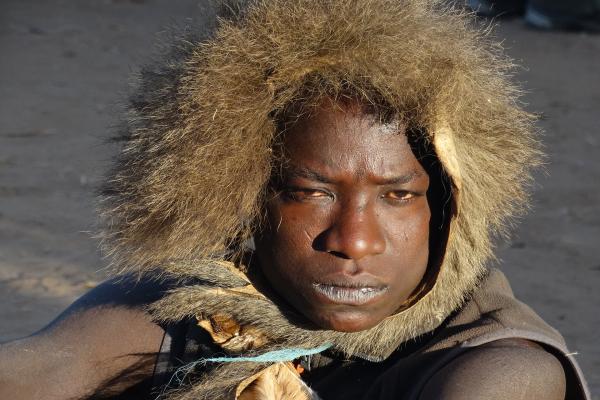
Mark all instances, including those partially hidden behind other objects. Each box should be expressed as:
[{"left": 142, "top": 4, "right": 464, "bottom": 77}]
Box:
[{"left": 320, "top": 202, "right": 386, "bottom": 260}]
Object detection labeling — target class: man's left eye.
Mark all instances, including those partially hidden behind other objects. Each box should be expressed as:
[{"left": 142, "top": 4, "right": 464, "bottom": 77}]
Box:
[{"left": 384, "top": 191, "right": 416, "bottom": 201}]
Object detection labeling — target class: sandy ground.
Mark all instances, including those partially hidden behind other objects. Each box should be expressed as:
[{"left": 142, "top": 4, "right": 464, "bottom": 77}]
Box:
[{"left": 0, "top": 0, "right": 598, "bottom": 396}]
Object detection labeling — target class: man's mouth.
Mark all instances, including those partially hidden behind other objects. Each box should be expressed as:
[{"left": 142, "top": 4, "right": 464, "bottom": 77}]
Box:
[{"left": 311, "top": 283, "right": 389, "bottom": 305}]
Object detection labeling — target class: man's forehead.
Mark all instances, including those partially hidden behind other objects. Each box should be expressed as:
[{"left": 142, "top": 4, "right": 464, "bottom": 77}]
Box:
[
  {"left": 277, "top": 96, "right": 403, "bottom": 136},
  {"left": 304, "top": 98, "right": 402, "bottom": 130}
]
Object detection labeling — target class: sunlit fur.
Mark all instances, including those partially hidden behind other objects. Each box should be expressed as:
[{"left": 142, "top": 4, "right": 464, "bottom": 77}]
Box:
[{"left": 100, "top": 0, "right": 541, "bottom": 398}]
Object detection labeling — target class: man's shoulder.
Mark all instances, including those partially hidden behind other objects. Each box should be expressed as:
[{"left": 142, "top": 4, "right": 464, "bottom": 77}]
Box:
[
  {"left": 419, "top": 338, "right": 566, "bottom": 400},
  {"left": 61, "top": 273, "right": 176, "bottom": 313},
  {"left": 0, "top": 275, "right": 172, "bottom": 400}
]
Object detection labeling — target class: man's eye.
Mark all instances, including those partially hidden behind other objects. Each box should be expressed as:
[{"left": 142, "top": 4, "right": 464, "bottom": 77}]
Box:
[
  {"left": 384, "top": 190, "right": 416, "bottom": 202},
  {"left": 283, "top": 188, "right": 331, "bottom": 201}
]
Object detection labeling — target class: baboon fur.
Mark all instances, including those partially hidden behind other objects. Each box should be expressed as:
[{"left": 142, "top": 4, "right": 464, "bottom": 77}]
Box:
[{"left": 100, "top": 0, "right": 541, "bottom": 398}]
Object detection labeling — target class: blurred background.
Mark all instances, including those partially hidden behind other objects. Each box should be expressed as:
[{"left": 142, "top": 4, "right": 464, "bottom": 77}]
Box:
[{"left": 0, "top": 0, "right": 598, "bottom": 396}]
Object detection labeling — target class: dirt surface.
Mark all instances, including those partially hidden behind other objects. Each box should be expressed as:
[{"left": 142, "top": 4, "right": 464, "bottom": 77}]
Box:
[{"left": 1, "top": 0, "right": 598, "bottom": 396}]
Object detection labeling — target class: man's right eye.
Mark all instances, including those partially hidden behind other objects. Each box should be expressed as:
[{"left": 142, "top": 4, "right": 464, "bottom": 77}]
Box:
[{"left": 282, "top": 188, "right": 332, "bottom": 202}]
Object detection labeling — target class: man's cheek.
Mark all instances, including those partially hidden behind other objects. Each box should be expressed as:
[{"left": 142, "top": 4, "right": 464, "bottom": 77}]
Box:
[
  {"left": 389, "top": 212, "right": 430, "bottom": 247},
  {"left": 272, "top": 218, "right": 316, "bottom": 251}
]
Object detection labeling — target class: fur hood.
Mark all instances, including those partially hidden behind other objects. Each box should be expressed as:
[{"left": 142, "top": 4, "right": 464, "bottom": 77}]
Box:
[{"left": 101, "top": 0, "right": 540, "bottom": 397}]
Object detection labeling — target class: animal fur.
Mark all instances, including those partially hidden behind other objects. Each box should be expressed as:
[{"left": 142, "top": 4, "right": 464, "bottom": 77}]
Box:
[{"left": 100, "top": 0, "right": 541, "bottom": 398}]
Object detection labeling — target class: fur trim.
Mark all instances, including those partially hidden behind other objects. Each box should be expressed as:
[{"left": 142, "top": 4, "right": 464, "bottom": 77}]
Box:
[{"left": 100, "top": 0, "right": 541, "bottom": 397}]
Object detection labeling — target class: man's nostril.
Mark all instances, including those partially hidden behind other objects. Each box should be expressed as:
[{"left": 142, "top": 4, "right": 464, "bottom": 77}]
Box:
[{"left": 327, "top": 250, "right": 352, "bottom": 259}]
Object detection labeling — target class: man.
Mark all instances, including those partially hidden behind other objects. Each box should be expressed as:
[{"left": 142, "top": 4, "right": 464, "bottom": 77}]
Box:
[{"left": 0, "top": 0, "right": 590, "bottom": 399}]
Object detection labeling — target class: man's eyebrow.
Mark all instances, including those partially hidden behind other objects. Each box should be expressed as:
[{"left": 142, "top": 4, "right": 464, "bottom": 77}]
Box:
[
  {"left": 377, "top": 170, "right": 423, "bottom": 185},
  {"left": 280, "top": 166, "right": 423, "bottom": 185},
  {"left": 282, "top": 166, "right": 335, "bottom": 184}
]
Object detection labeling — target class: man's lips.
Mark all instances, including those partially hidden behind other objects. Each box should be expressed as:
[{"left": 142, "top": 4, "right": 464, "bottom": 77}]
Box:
[{"left": 311, "top": 281, "right": 389, "bottom": 306}]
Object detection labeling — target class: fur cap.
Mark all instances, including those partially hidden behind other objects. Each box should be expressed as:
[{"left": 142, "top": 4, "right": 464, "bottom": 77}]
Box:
[{"left": 100, "top": 0, "right": 541, "bottom": 397}]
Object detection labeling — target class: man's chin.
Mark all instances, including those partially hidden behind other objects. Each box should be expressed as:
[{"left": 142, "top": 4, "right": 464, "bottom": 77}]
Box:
[{"left": 309, "top": 308, "right": 384, "bottom": 332}]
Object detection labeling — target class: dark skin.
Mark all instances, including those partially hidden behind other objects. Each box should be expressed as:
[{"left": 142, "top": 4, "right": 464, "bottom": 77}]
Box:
[
  {"left": 0, "top": 99, "right": 566, "bottom": 399},
  {"left": 256, "top": 99, "right": 431, "bottom": 332}
]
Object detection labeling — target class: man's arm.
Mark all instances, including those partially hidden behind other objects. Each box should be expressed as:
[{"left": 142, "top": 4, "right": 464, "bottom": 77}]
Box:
[
  {"left": 419, "top": 339, "right": 567, "bottom": 400},
  {"left": 0, "top": 276, "right": 169, "bottom": 400}
]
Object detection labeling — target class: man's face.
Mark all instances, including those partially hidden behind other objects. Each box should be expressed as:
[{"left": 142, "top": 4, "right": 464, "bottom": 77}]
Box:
[{"left": 255, "top": 100, "right": 430, "bottom": 332}]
